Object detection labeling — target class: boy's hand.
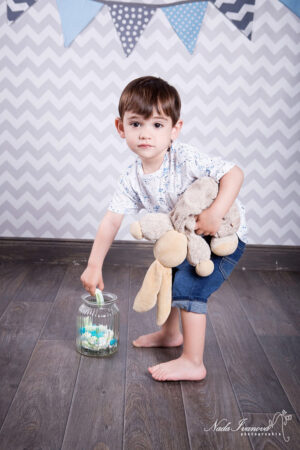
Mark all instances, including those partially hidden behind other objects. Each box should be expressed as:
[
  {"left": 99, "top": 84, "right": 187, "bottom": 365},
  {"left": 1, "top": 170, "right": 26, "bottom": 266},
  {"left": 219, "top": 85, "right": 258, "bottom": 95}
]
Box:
[
  {"left": 80, "top": 263, "right": 104, "bottom": 296},
  {"left": 195, "top": 208, "right": 222, "bottom": 236}
]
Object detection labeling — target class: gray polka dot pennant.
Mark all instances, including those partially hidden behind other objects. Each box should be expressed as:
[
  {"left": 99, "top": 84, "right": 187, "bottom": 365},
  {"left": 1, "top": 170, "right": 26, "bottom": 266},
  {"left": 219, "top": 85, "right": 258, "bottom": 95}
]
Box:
[{"left": 108, "top": 3, "right": 156, "bottom": 57}]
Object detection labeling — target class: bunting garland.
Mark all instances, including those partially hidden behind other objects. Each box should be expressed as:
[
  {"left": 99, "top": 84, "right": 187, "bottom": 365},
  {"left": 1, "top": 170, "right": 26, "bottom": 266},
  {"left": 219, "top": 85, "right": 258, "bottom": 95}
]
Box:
[{"left": 6, "top": 0, "right": 300, "bottom": 55}]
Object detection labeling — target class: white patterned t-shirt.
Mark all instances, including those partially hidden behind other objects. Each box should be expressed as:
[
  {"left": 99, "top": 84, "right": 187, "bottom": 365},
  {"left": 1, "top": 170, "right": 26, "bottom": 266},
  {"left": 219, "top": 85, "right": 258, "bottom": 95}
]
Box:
[{"left": 108, "top": 141, "right": 248, "bottom": 243}]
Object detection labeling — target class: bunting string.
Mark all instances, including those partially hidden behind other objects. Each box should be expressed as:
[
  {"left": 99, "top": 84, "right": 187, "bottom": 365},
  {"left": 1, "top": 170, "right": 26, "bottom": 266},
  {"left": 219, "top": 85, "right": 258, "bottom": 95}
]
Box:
[{"left": 6, "top": 0, "right": 300, "bottom": 56}]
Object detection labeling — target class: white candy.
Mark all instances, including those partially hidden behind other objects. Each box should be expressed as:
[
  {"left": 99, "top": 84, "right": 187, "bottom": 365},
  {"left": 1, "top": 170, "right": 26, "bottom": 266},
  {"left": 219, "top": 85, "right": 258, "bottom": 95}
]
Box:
[
  {"left": 95, "top": 288, "right": 104, "bottom": 305},
  {"left": 80, "top": 323, "right": 117, "bottom": 351}
]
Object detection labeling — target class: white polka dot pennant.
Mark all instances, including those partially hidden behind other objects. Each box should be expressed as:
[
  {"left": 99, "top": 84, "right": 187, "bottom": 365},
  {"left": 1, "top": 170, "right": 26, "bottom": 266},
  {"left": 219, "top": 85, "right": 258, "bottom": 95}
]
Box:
[
  {"left": 108, "top": 3, "right": 156, "bottom": 57},
  {"left": 162, "top": 1, "right": 208, "bottom": 54}
]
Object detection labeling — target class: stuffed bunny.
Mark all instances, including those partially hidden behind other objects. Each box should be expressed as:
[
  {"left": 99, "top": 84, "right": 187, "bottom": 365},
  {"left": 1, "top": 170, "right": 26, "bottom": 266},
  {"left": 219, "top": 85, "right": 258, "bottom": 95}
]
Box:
[{"left": 130, "top": 177, "right": 240, "bottom": 325}]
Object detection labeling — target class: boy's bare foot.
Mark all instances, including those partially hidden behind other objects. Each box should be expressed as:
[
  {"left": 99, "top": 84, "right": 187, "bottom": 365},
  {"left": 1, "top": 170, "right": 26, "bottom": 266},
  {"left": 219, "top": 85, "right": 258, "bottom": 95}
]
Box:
[
  {"left": 148, "top": 355, "right": 207, "bottom": 381},
  {"left": 132, "top": 330, "right": 183, "bottom": 348}
]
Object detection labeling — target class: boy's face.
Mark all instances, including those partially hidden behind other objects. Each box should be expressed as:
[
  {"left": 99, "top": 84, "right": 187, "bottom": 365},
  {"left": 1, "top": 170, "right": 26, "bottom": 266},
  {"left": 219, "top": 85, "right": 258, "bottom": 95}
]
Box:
[{"left": 115, "top": 109, "right": 182, "bottom": 164}]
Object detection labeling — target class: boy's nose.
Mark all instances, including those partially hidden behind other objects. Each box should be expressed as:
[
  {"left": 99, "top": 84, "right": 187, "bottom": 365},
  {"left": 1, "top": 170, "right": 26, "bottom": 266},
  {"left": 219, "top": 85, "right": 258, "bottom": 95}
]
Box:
[{"left": 139, "top": 126, "right": 152, "bottom": 139}]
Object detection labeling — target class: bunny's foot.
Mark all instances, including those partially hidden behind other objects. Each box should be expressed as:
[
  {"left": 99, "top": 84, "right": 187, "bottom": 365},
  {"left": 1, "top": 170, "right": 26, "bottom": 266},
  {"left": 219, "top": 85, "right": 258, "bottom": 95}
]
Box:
[{"left": 195, "top": 260, "right": 214, "bottom": 277}]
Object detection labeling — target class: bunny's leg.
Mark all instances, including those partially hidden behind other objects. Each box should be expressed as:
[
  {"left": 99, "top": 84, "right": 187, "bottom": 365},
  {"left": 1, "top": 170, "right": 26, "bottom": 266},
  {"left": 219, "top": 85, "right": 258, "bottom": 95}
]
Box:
[{"left": 187, "top": 233, "right": 214, "bottom": 276}]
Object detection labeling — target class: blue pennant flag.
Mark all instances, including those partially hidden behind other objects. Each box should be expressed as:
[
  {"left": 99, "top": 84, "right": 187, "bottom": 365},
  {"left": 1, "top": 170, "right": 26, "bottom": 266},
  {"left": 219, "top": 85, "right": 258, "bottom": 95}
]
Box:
[
  {"left": 162, "top": 2, "right": 208, "bottom": 55},
  {"left": 56, "top": 0, "right": 103, "bottom": 47},
  {"left": 279, "top": 0, "right": 300, "bottom": 18}
]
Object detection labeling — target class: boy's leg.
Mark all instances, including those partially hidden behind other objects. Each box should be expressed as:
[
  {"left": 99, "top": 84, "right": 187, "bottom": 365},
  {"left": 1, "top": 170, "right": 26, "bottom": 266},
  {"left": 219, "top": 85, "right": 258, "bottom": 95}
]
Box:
[
  {"left": 148, "top": 309, "right": 207, "bottom": 381},
  {"left": 132, "top": 306, "right": 183, "bottom": 347}
]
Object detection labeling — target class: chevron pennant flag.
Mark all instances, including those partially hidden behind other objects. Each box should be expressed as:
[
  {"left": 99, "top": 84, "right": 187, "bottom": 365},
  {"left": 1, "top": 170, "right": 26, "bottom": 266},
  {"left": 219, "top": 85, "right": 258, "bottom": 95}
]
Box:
[
  {"left": 56, "top": 0, "right": 104, "bottom": 47},
  {"left": 210, "top": 0, "right": 255, "bottom": 40},
  {"left": 108, "top": 3, "right": 156, "bottom": 56},
  {"left": 6, "top": 0, "right": 36, "bottom": 24},
  {"left": 279, "top": 0, "right": 300, "bottom": 18},
  {"left": 162, "top": 1, "right": 208, "bottom": 54}
]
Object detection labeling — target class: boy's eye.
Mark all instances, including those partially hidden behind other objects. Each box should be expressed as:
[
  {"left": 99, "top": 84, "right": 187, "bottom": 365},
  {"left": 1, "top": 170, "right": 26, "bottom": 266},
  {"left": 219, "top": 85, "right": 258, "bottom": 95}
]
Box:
[
  {"left": 130, "top": 122, "right": 140, "bottom": 127},
  {"left": 154, "top": 123, "right": 163, "bottom": 128}
]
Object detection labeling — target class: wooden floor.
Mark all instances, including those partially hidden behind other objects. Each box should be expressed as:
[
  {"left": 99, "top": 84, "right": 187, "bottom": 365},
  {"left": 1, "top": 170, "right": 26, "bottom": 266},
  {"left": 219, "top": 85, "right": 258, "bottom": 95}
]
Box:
[{"left": 0, "top": 260, "right": 299, "bottom": 450}]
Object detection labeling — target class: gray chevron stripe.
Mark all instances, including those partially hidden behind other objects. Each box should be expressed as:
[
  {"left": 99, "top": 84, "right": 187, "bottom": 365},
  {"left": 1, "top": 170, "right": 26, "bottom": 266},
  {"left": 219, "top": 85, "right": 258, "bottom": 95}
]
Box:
[{"left": 1, "top": 0, "right": 300, "bottom": 245}]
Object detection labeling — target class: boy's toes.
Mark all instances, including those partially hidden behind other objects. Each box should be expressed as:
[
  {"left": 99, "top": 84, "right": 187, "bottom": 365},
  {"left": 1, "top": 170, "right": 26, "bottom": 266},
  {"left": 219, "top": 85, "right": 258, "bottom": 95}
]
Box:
[{"left": 148, "top": 364, "right": 161, "bottom": 375}]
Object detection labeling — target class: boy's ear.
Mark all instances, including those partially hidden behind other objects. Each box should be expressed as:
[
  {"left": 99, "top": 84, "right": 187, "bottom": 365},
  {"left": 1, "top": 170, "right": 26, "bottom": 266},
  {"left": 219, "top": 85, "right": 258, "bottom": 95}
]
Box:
[
  {"left": 171, "top": 119, "right": 183, "bottom": 141},
  {"left": 115, "top": 117, "right": 126, "bottom": 138}
]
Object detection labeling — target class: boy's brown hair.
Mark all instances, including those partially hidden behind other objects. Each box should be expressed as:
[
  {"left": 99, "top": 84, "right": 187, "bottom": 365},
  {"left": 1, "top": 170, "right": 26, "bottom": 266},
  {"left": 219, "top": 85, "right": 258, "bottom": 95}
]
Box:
[{"left": 118, "top": 76, "right": 181, "bottom": 126}]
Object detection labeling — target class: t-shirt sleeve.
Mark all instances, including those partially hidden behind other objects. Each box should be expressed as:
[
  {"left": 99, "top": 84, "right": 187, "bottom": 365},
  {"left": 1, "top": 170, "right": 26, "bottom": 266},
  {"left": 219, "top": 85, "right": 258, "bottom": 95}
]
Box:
[
  {"left": 108, "top": 173, "right": 143, "bottom": 215},
  {"left": 186, "top": 147, "right": 236, "bottom": 182}
]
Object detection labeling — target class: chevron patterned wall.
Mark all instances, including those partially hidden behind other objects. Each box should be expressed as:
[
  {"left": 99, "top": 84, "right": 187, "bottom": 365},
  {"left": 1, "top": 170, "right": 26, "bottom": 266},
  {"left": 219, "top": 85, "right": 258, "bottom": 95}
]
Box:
[{"left": 0, "top": 0, "right": 299, "bottom": 245}]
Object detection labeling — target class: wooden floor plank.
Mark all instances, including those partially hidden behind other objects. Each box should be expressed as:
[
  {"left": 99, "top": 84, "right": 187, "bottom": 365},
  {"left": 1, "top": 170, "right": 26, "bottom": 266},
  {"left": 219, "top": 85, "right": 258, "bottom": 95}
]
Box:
[
  {"left": 242, "top": 413, "right": 300, "bottom": 450},
  {"left": 0, "top": 261, "right": 29, "bottom": 317},
  {"left": 259, "top": 271, "right": 300, "bottom": 329},
  {"left": 41, "top": 263, "right": 88, "bottom": 340},
  {"left": 0, "top": 340, "right": 80, "bottom": 450},
  {"left": 208, "top": 280, "right": 294, "bottom": 415},
  {"left": 230, "top": 271, "right": 300, "bottom": 421},
  {"left": 258, "top": 335, "right": 300, "bottom": 421},
  {"left": 61, "top": 264, "right": 130, "bottom": 450},
  {"left": 0, "top": 262, "right": 67, "bottom": 430},
  {"left": 12, "top": 262, "right": 68, "bottom": 303},
  {"left": 0, "top": 301, "right": 51, "bottom": 429},
  {"left": 181, "top": 315, "right": 252, "bottom": 450},
  {"left": 123, "top": 266, "right": 190, "bottom": 450},
  {"left": 230, "top": 270, "right": 299, "bottom": 336}
]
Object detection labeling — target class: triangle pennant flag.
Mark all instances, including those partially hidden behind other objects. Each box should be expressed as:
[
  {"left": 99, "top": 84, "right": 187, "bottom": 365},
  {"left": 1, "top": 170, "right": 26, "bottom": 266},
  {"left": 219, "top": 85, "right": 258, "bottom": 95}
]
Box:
[
  {"left": 278, "top": 0, "right": 300, "bottom": 18},
  {"left": 162, "top": 2, "right": 208, "bottom": 54},
  {"left": 56, "top": 0, "right": 103, "bottom": 47},
  {"left": 7, "top": 0, "right": 36, "bottom": 24},
  {"left": 211, "top": 0, "right": 256, "bottom": 40},
  {"left": 108, "top": 4, "right": 156, "bottom": 57}
]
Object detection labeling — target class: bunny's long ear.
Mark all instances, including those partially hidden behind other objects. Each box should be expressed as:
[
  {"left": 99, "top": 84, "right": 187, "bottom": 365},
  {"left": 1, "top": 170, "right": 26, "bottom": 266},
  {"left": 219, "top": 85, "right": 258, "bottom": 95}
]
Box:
[
  {"left": 133, "top": 260, "right": 163, "bottom": 313},
  {"left": 156, "top": 266, "right": 172, "bottom": 326}
]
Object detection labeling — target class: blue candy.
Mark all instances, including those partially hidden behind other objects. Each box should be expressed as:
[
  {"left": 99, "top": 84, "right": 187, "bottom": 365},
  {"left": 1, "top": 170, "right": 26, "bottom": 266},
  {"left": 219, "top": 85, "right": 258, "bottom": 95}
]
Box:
[{"left": 110, "top": 338, "right": 117, "bottom": 345}]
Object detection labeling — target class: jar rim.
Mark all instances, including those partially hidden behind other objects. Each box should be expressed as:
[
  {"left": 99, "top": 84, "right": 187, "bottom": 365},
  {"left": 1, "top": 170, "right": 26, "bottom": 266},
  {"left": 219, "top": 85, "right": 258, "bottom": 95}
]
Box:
[{"left": 81, "top": 291, "right": 117, "bottom": 307}]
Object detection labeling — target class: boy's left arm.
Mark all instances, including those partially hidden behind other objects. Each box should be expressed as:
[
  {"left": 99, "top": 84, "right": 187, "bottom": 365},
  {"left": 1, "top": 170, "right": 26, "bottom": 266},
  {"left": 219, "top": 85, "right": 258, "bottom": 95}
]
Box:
[{"left": 195, "top": 166, "right": 244, "bottom": 236}]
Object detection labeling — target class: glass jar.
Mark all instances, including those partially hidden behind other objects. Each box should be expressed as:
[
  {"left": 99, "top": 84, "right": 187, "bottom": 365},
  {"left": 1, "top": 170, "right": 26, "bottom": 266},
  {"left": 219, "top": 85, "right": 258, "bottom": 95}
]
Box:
[{"left": 76, "top": 292, "right": 119, "bottom": 357}]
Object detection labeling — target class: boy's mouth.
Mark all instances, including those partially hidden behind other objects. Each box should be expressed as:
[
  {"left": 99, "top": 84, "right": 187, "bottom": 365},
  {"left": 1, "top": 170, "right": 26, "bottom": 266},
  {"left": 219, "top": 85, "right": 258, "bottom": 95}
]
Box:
[{"left": 138, "top": 144, "right": 152, "bottom": 149}]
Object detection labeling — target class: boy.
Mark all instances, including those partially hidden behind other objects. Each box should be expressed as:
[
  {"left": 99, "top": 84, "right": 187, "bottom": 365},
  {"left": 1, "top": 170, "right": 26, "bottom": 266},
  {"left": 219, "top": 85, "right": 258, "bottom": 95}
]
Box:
[{"left": 81, "top": 76, "right": 247, "bottom": 381}]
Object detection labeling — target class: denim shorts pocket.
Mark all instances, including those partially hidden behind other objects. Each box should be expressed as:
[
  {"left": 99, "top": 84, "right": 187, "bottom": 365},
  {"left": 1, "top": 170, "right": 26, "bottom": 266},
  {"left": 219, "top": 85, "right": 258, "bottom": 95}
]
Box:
[{"left": 219, "top": 257, "right": 235, "bottom": 280}]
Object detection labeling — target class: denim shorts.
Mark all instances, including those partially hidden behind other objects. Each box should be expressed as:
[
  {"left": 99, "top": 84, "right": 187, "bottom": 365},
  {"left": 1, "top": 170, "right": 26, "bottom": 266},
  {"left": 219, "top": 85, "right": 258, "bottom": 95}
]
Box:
[{"left": 171, "top": 237, "right": 246, "bottom": 314}]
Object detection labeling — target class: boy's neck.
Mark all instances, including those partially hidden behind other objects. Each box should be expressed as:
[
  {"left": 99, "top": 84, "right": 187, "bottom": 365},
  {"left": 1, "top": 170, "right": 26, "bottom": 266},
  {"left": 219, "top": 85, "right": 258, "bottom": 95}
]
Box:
[{"left": 141, "top": 146, "right": 171, "bottom": 174}]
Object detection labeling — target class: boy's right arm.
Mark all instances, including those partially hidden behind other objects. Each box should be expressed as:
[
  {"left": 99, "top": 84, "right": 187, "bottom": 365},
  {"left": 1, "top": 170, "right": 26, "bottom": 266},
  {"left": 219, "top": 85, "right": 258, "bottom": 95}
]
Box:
[{"left": 80, "top": 210, "right": 124, "bottom": 295}]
